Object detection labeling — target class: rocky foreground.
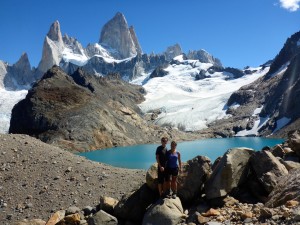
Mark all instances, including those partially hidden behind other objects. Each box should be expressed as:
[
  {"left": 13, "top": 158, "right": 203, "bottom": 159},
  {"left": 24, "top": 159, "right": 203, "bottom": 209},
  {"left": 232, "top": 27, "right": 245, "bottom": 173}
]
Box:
[
  {"left": 0, "top": 134, "right": 145, "bottom": 224},
  {"left": 3, "top": 130, "right": 300, "bottom": 225}
]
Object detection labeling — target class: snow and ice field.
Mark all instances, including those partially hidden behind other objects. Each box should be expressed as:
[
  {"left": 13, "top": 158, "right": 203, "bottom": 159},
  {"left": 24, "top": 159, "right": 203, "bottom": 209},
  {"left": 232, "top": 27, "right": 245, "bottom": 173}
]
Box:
[
  {"left": 0, "top": 89, "right": 28, "bottom": 133},
  {"left": 132, "top": 58, "right": 269, "bottom": 131}
]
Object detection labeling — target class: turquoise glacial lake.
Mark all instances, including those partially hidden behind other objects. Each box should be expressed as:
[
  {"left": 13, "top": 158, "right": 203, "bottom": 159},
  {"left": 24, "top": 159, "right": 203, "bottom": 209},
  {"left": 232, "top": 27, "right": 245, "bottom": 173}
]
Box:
[{"left": 78, "top": 137, "right": 284, "bottom": 170}]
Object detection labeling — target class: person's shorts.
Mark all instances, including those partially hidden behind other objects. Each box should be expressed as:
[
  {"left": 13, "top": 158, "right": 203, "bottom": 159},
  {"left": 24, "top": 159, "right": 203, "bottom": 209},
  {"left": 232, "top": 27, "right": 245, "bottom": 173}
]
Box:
[
  {"left": 165, "top": 167, "right": 179, "bottom": 181},
  {"left": 157, "top": 169, "right": 167, "bottom": 184}
]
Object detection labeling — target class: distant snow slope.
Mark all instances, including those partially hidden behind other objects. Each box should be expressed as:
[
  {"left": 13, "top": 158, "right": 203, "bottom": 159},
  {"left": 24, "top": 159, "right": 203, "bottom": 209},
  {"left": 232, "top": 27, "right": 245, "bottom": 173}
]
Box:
[
  {"left": 0, "top": 88, "right": 28, "bottom": 133},
  {"left": 133, "top": 57, "right": 269, "bottom": 131}
]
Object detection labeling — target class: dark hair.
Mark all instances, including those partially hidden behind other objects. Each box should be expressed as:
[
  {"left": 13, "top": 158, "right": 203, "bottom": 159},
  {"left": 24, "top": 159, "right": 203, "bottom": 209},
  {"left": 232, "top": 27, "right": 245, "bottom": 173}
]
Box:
[
  {"left": 161, "top": 137, "right": 168, "bottom": 142},
  {"left": 171, "top": 140, "right": 177, "bottom": 146}
]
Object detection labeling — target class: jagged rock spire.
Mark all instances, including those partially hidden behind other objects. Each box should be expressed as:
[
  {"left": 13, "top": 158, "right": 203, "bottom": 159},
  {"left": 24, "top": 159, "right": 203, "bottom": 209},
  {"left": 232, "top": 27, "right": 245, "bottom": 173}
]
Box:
[
  {"left": 14, "top": 52, "right": 31, "bottom": 71},
  {"left": 37, "top": 20, "right": 64, "bottom": 77},
  {"left": 99, "top": 12, "right": 142, "bottom": 59},
  {"left": 47, "top": 20, "right": 63, "bottom": 43},
  {"left": 129, "top": 26, "right": 142, "bottom": 55}
]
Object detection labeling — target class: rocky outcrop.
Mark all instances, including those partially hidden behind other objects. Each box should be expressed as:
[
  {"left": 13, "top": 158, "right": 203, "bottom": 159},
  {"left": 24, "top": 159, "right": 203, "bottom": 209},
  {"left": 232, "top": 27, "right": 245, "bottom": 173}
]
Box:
[
  {"left": 164, "top": 44, "right": 182, "bottom": 61},
  {"left": 9, "top": 66, "right": 150, "bottom": 151},
  {"left": 187, "top": 49, "right": 222, "bottom": 67},
  {"left": 149, "top": 64, "right": 169, "bottom": 78},
  {"left": 99, "top": 12, "right": 141, "bottom": 59}
]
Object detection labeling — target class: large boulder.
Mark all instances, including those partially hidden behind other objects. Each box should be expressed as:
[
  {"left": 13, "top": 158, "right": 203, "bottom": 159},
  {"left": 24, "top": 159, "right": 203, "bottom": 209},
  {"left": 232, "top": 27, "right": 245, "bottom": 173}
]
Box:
[
  {"left": 287, "top": 130, "right": 300, "bottom": 157},
  {"left": 146, "top": 156, "right": 212, "bottom": 202},
  {"left": 113, "top": 184, "right": 157, "bottom": 223},
  {"left": 142, "top": 197, "right": 186, "bottom": 225},
  {"left": 265, "top": 168, "right": 300, "bottom": 207},
  {"left": 250, "top": 150, "right": 288, "bottom": 194},
  {"left": 145, "top": 163, "right": 159, "bottom": 191},
  {"left": 177, "top": 156, "right": 212, "bottom": 203},
  {"left": 205, "top": 148, "right": 254, "bottom": 200}
]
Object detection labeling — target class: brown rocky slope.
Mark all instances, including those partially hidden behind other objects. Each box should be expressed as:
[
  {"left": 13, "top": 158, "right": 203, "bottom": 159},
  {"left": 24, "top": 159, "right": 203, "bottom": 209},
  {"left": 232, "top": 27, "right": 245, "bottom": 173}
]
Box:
[{"left": 0, "top": 133, "right": 146, "bottom": 224}]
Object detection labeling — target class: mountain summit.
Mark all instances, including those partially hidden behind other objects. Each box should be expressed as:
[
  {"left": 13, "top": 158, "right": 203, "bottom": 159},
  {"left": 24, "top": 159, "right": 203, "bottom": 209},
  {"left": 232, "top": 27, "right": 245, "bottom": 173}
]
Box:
[
  {"left": 47, "top": 20, "right": 63, "bottom": 43},
  {"left": 99, "top": 12, "right": 142, "bottom": 58},
  {"left": 37, "top": 20, "right": 64, "bottom": 76}
]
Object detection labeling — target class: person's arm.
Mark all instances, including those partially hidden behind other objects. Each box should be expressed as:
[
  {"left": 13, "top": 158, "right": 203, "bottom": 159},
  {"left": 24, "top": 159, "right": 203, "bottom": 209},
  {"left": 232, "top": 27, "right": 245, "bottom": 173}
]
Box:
[
  {"left": 178, "top": 152, "right": 182, "bottom": 172},
  {"left": 156, "top": 154, "right": 164, "bottom": 172}
]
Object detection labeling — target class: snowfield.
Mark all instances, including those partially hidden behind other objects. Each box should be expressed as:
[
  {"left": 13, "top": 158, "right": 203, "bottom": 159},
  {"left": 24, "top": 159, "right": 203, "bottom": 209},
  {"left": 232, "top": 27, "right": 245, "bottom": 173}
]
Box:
[{"left": 133, "top": 56, "right": 269, "bottom": 131}]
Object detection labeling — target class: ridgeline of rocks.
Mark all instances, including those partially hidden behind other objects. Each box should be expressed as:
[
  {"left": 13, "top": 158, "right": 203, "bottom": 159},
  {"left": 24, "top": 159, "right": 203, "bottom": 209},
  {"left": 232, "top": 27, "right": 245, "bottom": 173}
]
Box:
[{"left": 2, "top": 130, "right": 300, "bottom": 225}]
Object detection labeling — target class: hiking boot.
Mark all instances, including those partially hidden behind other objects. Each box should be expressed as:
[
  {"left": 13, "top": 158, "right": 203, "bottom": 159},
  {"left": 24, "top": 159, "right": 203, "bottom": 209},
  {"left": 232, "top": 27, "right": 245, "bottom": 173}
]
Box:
[
  {"left": 165, "top": 190, "right": 172, "bottom": 198},
  {"left": 172, "top": 193, "right": 177, "bottom": 199}
]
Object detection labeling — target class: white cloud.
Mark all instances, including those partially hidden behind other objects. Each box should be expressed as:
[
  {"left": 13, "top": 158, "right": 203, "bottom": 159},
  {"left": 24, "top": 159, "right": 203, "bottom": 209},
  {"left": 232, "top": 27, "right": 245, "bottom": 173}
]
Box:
[{"left": 279, "top": 0, "right": 300, "bottom": 11}]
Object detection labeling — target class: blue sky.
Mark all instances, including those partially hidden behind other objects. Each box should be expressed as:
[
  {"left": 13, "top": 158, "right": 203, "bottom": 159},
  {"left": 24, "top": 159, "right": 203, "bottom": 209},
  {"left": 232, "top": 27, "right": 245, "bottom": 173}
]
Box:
[{"left": 0, "top": 0, "right": 299, "bottom": 69}]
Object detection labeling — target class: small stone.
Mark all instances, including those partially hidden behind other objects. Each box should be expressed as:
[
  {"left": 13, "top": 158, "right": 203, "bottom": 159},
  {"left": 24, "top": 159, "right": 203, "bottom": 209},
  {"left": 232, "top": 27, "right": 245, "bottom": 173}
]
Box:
[
  {"left": 66, "top": 206, "right": 81, "bottom": 215},
  {"left": 241, "top": 211, "right": 253, "bottom": 220},
  {"left": 6, "top": 214, "right": 13, "bottom": 220},
  {"left": 202, "top": 208, "right": 221, "bottom": 217},
  {"left": 25, "top": 203, "right": 33, "bottom": 208},
  {"left": 197, "top": 215, "right": 209, "bottom": 224},
  {"left": 286, "top": 200, "right": 299, "bottom": 208},
  {"left": 26, "top": 195, "right": 33, "bottom": 199}
]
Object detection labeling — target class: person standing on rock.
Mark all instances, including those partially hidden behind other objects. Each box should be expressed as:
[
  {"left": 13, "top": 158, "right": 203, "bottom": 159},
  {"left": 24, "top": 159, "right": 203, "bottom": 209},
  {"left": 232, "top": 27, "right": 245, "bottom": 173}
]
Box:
[
  {"left": 156, "top": 137, "right": 169, "bottom": 197},
  {"left": 166, "top": 140, "right": 182, "bottom": 199}
]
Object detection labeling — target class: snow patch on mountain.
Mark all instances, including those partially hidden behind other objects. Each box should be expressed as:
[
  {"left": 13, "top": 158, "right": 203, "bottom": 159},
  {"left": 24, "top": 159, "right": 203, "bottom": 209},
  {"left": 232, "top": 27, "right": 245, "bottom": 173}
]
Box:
[
  {"left": 135, "top": 60, "right": 269, "bottom": 131},
  {"left": 0, "top": 88, "right": 27, "bottom": 133},
  {"left": 62, "top": 47, "right": 89, "bottom": 66}
]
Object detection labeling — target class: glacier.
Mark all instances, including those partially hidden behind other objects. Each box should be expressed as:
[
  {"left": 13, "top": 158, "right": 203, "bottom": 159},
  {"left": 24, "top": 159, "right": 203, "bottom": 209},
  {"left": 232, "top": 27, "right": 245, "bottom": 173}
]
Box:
[{"left": 133, "top": 55, "right": 269, "bottom": 131}]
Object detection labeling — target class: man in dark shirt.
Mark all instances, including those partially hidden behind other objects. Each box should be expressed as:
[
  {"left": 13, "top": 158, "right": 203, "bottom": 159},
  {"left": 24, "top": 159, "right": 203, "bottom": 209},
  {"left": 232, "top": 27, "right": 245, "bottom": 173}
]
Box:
[{"left": 155, "top": 137, "right": 168, "bottom": 197}]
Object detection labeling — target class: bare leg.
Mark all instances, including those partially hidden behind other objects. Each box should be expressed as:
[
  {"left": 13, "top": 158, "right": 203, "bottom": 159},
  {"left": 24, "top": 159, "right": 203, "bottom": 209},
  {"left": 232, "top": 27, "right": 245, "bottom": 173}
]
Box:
[
  {"left": 171, "top": 176, "right": 177, "bottom": 193},
  {"left": 158, "top": 184, "right": 163, "bottom": 196}
]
